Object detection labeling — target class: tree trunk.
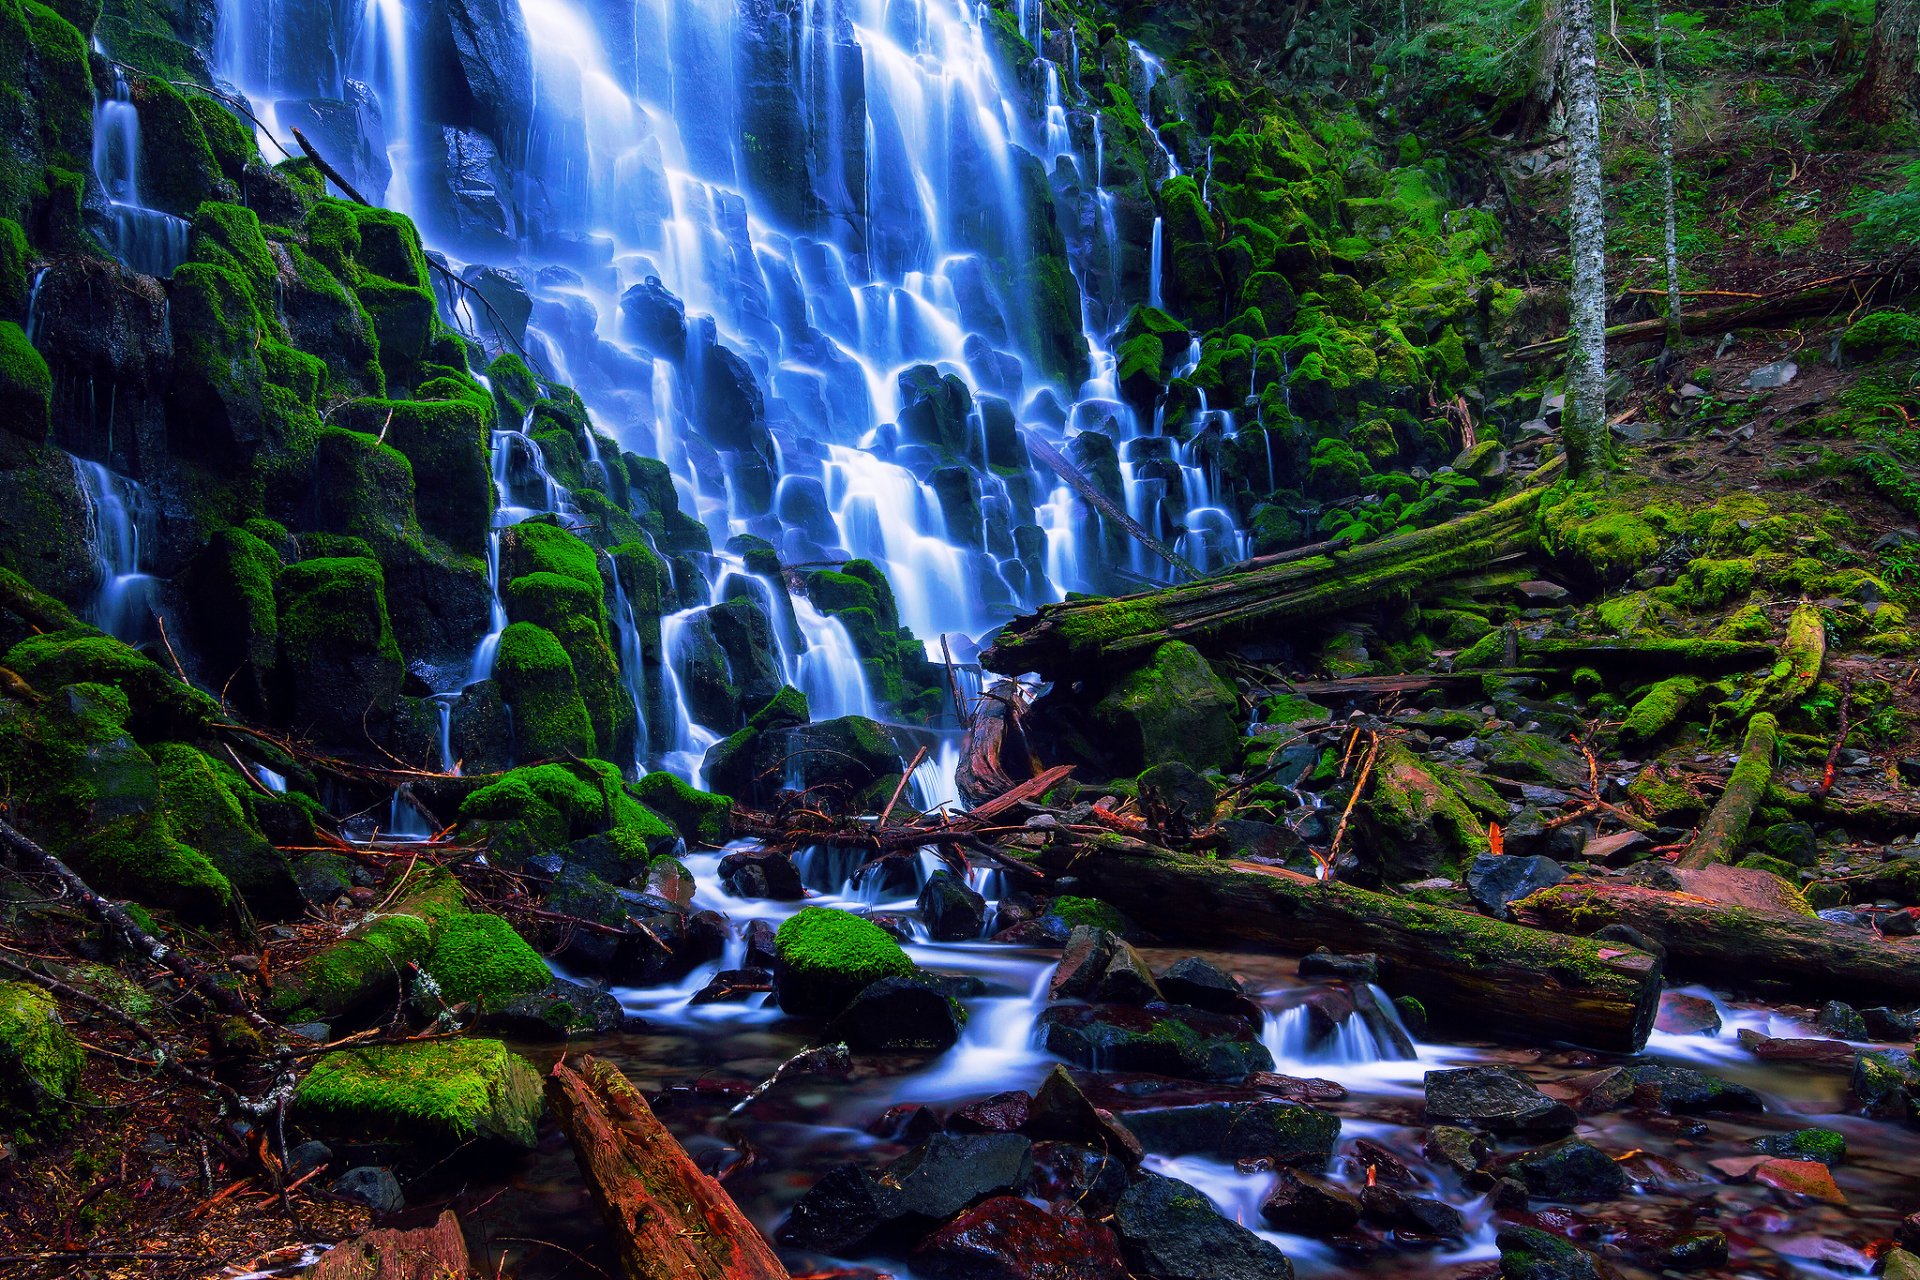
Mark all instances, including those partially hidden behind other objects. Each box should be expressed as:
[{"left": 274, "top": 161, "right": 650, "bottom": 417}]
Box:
[
  {"left": 1562, "top": 0, "right": 1610, "bottom": 475},
  {"left": 1676, "top": 713, "right": 1778, "bottom": 869},
  {"left": 548, "top": 1057, "right": 790, "bottom": 1280},
  {"left": 1653, "top": 0, "right": 1684, "bottom": 349},
  {"left": 1029, "top": 838, "right": 1663, "bottom": 1052},
  {"left": 1839, "top": 0, "right": 1920, "bottom": 122},
  {"left": 310, "top": 1209, "right": 474, "bottom": 1280},
  {"left": 957, "top": 680, "right": 1039, "bottom": 809},
  {"left": 1514, "top": 882, "right": 1920, "bottom": 1000}
]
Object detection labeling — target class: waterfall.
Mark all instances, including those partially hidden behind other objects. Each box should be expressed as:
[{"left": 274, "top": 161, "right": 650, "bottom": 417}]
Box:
[
  {"left": 1148, "top": 217, "right": 1164, "bottom": 309},
  {"left": 71, "top": 456, "right": 157, "bottom": 645},
  {"left": 91, "top": 52, "right": 190, "bottom": 277}
]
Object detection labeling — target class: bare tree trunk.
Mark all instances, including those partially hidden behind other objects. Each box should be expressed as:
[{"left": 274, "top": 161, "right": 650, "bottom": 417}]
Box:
[
  {"left": 1563, "top": 0, "right": 1611, "bottom": 474},
  {"left": 1838, "top": 0, "right": 1920, "bottom": 122},
  {"left": 1652, "top": 0, "right": 1684, "bottom": 351}
]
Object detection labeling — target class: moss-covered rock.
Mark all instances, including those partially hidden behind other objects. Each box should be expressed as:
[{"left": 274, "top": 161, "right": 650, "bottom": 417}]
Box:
[
  {"left": 0, "top": 981, "right": 83, "bottom": 1135},
  {"left": 1351, "top": 739, "right": 1488, "bottom": 880},
  {"left": 1619, "top": 676, "right": 1704, "bottom": 745},
  {"left": 422, "top": 913, "right": 550, "bottom": 1008},
  {"left": 152, "top": 742, "right": 301, "bottom": 918},
  {"left": 493, "top": 621, "right": 594, "bottom": 761},
  {"left": 269, "top": 867, "right": 464, "bottom": 1020},
  {"left": 338, "top": 398, "right": 492, "bottom": 556},
  {"left": 457, "top": 759, "right": 674, "bottom": 868},
  {"left": 773, "top": 906, "right": 914, "bottom": 1017},
  {"left": 293, "top": 1037, "right": 543, "bottom": 1150},
  {"left": 0, "top": 320, "right": 50, "bottom": 441},
  {"left": 630, "top": 770, "right": 733, "bottom": 846},
  {"left": 275, "top": 556, "right": 403, "bottom": 738},
  {"left": 1092, "top": 641, "right": 1239, "bottom": 774}
]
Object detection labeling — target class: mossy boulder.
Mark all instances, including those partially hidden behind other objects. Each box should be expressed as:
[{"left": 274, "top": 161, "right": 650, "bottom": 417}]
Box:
[
  {"left": 5, "top": 627, "right": 219, "bottom": 738},
  {"left": 1351, "top": 739, "right": 1488, "bottom": 881},
  {"left": 0, "top": 320, "right": 50, "bottom": 441},
  {"left": 338, "top": 398, "right": 493, "bottom": 556},
  {"left": 275, "top": 556, "right": 403, "bottom": 738},
  {"left": 269, "top": 867, "right": 465, "bottom": 1020},
  {"left": 0, "top": 981, "right": 83, "bottom": 1135},
  {"left": 421, "top": 913, "right": 551, "bottom": 1008},
  {"left": 1842, "top": 310, "right": 1920, "bottom": 357},
  {"left": 152, "top": 742, "right": 301, "bottom": 918},
  {"left": 458, "top": 759, "right": 675, "bottom": 869},
  {"left": 493, "top": 621, "right": 595, "bottom": 761},
  {"left": 1092, "top": 641, "right": 1240, "bottom": 774},
  {"left": 630, "top": 771, "right": 733, "bottom": 846},
  {"left": 1619, "top": 676, "right": 1703, "bottom": 745},
  {"left": 773, "top": 906, "right": 914, "bottom": 1018},
  {"left": 293, "top": 1037, "right": 543, "bottom": 1151},
  {"left": 0, "top": 0, "right": 95, "bottom": 232}
]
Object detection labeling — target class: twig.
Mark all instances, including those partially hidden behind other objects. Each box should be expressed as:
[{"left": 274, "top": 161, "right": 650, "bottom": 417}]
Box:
[{"left": 878, "top": 747, "right": 928, "bottom": 828}]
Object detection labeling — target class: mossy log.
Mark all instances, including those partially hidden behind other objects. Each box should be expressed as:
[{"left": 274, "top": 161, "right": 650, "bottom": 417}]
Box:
[
  {"left": 1734, "top": 602, "right": 1825, "bottom": 716},
  {"left": 1029, "top": 838, "right": 1661, "bottom": 1052},
  {"left": 548, "top": 1056, "right": 789, "bottom": 1280},
  {"left": 1677, "top": 713, "right": 1779, "bottom": 870},
  {"left": 1514, "top": 882, "right": 1920, "bottom": 1000},
  {"left": 309, "top": 1208, "right": 474, "bottom": 1280},
  {"left": 985, "top": 477, "right": 1552, "bottom": 680}
]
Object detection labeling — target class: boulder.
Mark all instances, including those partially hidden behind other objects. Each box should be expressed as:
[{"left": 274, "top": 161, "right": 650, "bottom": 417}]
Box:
[
  {"left": 779, "top": 1133, "right": 1033, "bottom": 1253},
  {"left": 911, "top": 1195, "right": 1127, "bottom": 1280},
  {"left": 773, "top": 906, "right": 914, "bottom": 1018},
  {"left": 1091, "top": 642, "right": 1240, "bottom": 774},
  {"left": 1466, "top": 854, "right": 1566, "bottom": 919},
  {"left": 1512, "top": 1139, "right": 1631, "bottom": 1202},
  {"left": 1424, "top": 1066, "right": 1577, "bottom": 1136},
  {"left": 291, "top": 1038, "right": 542, "bottom": 1150},
  {"left": 919, "top": 870, "right": 988, "bottom": 941},
  {"left": 718, "top": 848, "right": 804, "bottom": 900},
  {"left": 1029, "top": 1140, "right": 1133, "bottom": 1215},
  {"left": 1655, "top": 992, "right": 1723, "bottom": 1036},
  {"left": 949, "top": 1090, "right": 1032, "bottom": 1134},
  {"left": 1024, "top": 1065, "right": 1144, "bottom": 1164},
  {"left": 1260, "top": 1167, "right": 1362, "bottom": 1233},
  {"left": 1123, "top": 1099, "right": 1340, "bottom": 1167},
  {"left": 1040, "top": 1003, "right": 1274, "bottom": 1082},
  {"left": 0, "top": 982, "right": 84, "bottom": 1134},
  {"left": 830, "top": 974, "right": 968, "bottom": 1052},
  {"left": 1497, "top": 1225, "right": 1601, "bottom": 1280},
  {"left": 1157, "top": 957, "right": 1262, "bottom": 1027},
  {"left": 1853, "top": 1049, "right": 1920, "bottom": 1121},
  {"left": 1624, "top": 1063, "right": 1764, "bottom": 1113},
  {"left": 1136, "top": 761, "right": 1218, "bottom": 840},
  {"left": 1112, "top": 1173, "right": 1295, "bottom": 1280}
]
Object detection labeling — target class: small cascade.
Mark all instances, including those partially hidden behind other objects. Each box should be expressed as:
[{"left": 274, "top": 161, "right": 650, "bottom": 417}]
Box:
[
  {"left": 91, "top": 53, "right": 191, "bottom": 278},
  {"left": 1148, "top": 217, "right": 1164, "bottom": 309},
  {"left": 71, "top": 456, "right": 158, "bottom": 644},
  {"left": 606, "top": 562, "right": 654, "bottom": 771},
  {"left": 1262, "top": 984, "right": 1422, "bottom": 1073}
]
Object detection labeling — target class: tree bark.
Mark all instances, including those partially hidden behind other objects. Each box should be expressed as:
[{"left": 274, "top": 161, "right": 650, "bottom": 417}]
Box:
[
  {"left": 1514, "top": 882, "right": 1920, "bottom": 1000},
  {"left": 1837, "top": 0, "right": 1920, "bottom": 123},
  {"left": 1676, "top": 713, "right": 1778, "bottom": 869},
  {"left": 310, "top": 1209, "right": 473, "bottom": 1280},
  {"left": 957, "top": 680, "right": 1039, "bottom": 809},
  {"left": 1652, "top": 0, "right": 1684, "bottom": 350},
  {"left": 1029, "top": 838, "right": 1663, "bottom": 1052},
  {"left": 1562, "top": 0, "right": 1610, "bottom": 475},
  {"left": 548, "top": 1057, "right": 789, "bottom": 1280}
]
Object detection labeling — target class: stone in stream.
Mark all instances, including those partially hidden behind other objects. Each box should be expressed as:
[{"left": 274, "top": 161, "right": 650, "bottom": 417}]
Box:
[
  {"left": 1861, "top": 1007, "right": 1920, "bottom": 1041},
  {"left": 1049, "top": 926, "right": 1120, "bottom": 1001},
  {"left": 1260, "top": 1167, "right": 1362, "bottom": 1233},
  {"left": 1425, "top": 1066, "right": 1577, "bottom": 1136},
  {"left": 330, "top": 1165, "right": 405, "bottom": 1214},
  {"left": 1623, "top": 1062, "right": 1764, "bottom": 1113},
  {"left": 1423, "top": 1125, "right": 1488, "bottom": 1175},
  {"left": 1466, "top": 853, "right": 1566, "bottom": 918},
  {"left": 1888, "top": 1250, "right": 1920, "bottom": 1280},
  {"left": 1654, "top": 992, "right": 1723, "bottom": 1036},
  {"left": 687, "top": 968, "right": 775, "bottom": 1005},
  {"left": 1751, "top": 1156, "right": 1848, "bottom": 1204},
  {"left": 1121, "top": 1098, "right": 1341, "bottom": 1168},
  {"left": 716, "top": 848, "right": 803, "bottom": 900},
  {"left": 1817, "top": 1000, "right": 1870, "bottom": 1040},
  {"left": 949, "top": 1090, "right": 1032, "bottom": 1134},
  {"left": 742, "top": 919, "right": 779, "bottom": 970},
  {"left": 1347, "top": 1137, "right": 1417, "bottom": 1187},
  {"left": 829, "top": 974, "right": 968, "bottom": 1052},
  {"left": 1298, "top": 949, "right": 1380, "bottom": 983},
  {"left": 779, "top": 1133, "right": 1035, "bottom": 1253},
  {"left": 1752, "top": 1127, "right": 1847, "bottom": 1164},
  {"left": 1496, "top": 1224, "right": 1603, "bottom": 1280},
  {"left": 1040, "top": 1003, "right": 1274, "bottom": 1082},
  {"left": 1028, "top": 1141, "right": 1133, "bottom": 1215},
  {"left": 1157, "top": 957, "right": 1264, "bottom": 1028},
  {"left": 1358, "top": 1184, "right": 1468, "bottom": 1241},
  {"left": 1094, "top": 941, "right": 1164, "bottom": 1006},
  {"left": 1852, "top": 1049, "right": 1920, "bottom": 1120},
  {"left": 910, "top": 1195, "right": 1127, "bottom": 1280},
  {"left": 1024, "top": 1066, "right": 1144, "bottom": 1165},
  {"left": 471, "top": 976, "right": 627, "bottom": 1039},
  {"left": 1113, "top": 1173, "right": 1295, "bottom": 1280},
  {"left": 918, "top": 870, "right": 988, "bottom": 942},
  {"left": 1511, "top": 1138, "right": 1631, "bottom": 1202}
]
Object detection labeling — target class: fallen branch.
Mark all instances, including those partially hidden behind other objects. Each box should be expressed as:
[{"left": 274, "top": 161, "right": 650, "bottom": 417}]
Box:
[
  {"left": 1677, "top": 713, "right": 1779, "bottom": 869},
  {"left": 309, "top": 1208, "right": 474, "bottom": 1280},
  {"left": 1026, "top": 435, "right": 1201, "bottom": 579}
]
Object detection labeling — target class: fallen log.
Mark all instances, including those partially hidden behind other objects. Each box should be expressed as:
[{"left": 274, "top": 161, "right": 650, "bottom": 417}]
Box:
[
  {"left": 1026, "top": 435, "right": 1201, "bottom": 579},
  {"left": 310, "top": 1209, "right": 473, "bottom": 1280},
  {"left": 548, "top": 1056, "right": 789, "bottom": 1280},
  {"left": 986, "top": 465, "right": 1559, "bottom": 680},
  {"left": 1031, "top": 837, "right": 1661, "bottom": 1052},
  {"left": 1513, "top": 882, "right": 1920, "bottom": 1000},
  {"left": 1734, "top": 601, "right": 1825, "bottom": 716},
  {"left": 956, "top": 680, "right": 1039, "bottom": 808},
  {"left": 1677, "top": 712, "right": 1779, "bottom": 870}
]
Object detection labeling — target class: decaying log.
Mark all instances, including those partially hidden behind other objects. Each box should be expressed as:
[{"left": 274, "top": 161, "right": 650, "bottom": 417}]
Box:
[
  {"left": 1677, "top": 712, "right": 1779, "bottom": 870},
  {"left": 1513, "top": 882, "right": 1920, "bottom": 1000},
  {"left": 548, "top": 1056, "right": 789, "bottom": 1280},
  {"left": 984, "top": 464, "right": 1559, "bottom": 681},
  {"left": 1026, "top": 435, "right": 1201, "bottom": 579},
  {"left": 956, "top": 680, "right": 1039, "bottom": 808},
  {"left": 1734, "top": 601, "right": 1826, "bottom": 716},
  {"left": 1032, "top": 838, "right": 1661, "bottom": 1052},
  {"left": 310, "top": 1209, "right": 473, "bottom": 1280}
]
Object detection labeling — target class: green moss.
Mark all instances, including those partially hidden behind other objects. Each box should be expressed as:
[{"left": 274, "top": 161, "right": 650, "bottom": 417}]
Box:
[
  {"left": 0, "top": 320, "right": 51, "bottom": 442},
  {"left": 1047, "top": 895, "right": 1131, "bottom": 934},
  {"left": 423, "top": 913, "right": 550, "bottom": 1006},
  {"left": 152, "top": 741, "right": 299, "bottom": 917},
  {"left": 493, "top": 621, "right": 595, "bottom": 761},
  {"left": 5, "top": 628, "right": 219, "bottom": 734},
  {"left": 130, "top": 78, "right": 225, "bottom": 215},
  {"left": 1842, "top": 310, "right": 1920, "bottom": 357},
  {"left": 0, "top": 981, "right": 83, "bottom": 1135},
  {"left": 293, "top": 1038, "right": 542, "bottom": 1149},
  {"left": 1620, "top": 676, "right": 1704, "bottom": 744},
  {"left": 1659, "top": 558, "right": 1756, "bottom": 610},
  {"left": 0, "top": 218, "right": 28, "bottom": 316},
  {"left": 277, "top": 555, "right": 401, "bottom": 665},
  {"left": 184, "top": 94, "right": 256, "bottom": 184},
  {"left": 775, "top": 907, "right": 913, "bottom": 988},
  {"left": 271, "top": 867, "right": 464, "bottom": 1019},
  {"left": 458, "top": 760, "right": 672, "bottom": 867},
  {"left": 1754, "top": 1127, "right": 1846, "bottom": 1164},
  {"left": 630, "top": 771, "right": 733, "bottom": 845},
  {"left": 1093, "top": 640, "right": 1241, "bottom": 773}
]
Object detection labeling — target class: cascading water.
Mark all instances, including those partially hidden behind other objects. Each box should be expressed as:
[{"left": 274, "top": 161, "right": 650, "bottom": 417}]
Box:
[
  {"left": 91, "top": 50, "right": 190, "bottom": 277},
  {"left": 71, "top": 456, "right": 157, "bottom": 644}
]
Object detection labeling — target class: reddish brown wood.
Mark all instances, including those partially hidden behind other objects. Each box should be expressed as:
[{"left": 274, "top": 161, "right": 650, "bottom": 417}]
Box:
[
  {"left": 956, "top": 680, "right": 1036, "bottom": 808},
  {"left": 309, "top": 1209, "right": 473, "bottom": 1280},
  {"left": 548, "top": 1057, "right": 789, "bottom": 1280}
]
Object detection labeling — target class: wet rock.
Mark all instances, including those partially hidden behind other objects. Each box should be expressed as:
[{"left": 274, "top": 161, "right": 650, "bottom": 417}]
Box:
[
  {"left": 717, "top": 849, "right": 804, "bottom": 900},
  {"left": 1817, "top": 1001, "right": 1870, "bottom": 1040},
  {"left": 1751, "top": 1156, "right": 1847, "bottom": 1204},
  {"left": 915, "top": 870, "right": 988, "bottom": 942},
  {"left": 949, "top": 1091, "right": 1032, "bottom": 1134},
  {"left": 1156, "top": 957, "right": 1262, "bottom": 1028},
  {"left": 1886, "top": 1251, "right": 1920, "bottom": 1280},
  {"left": 1467, "top": 854, "right": 1567, "bottom": 918},
  {"left": 687, "top": 968, "right": 775, "bottom": 1005},
  {"left": 1512, "top": 1139, "right": 1630, "bottom": 1202},
  {"left": 1260, "top": 1167, "right": 1362, "bottom": 1233},
  {"left": 1122, "top": 1099, "right": 1340, "bottom": 1167},
  {"left": 1050, "top": 926, "right": 1120, "bottom": 1001},
  {"left": 1852, "top": 1049, "right": 1920, "bottom": 1120},
  {"left": 330, "top": 1166, "right": 405, "bottom": 1215},
  {"left": 1298, "top": 950, "right": 1379, "bottom": 983},
  {"left": 1423, "top": 1125, "right": 1487, "bottom": 1175},
  {"left": 1655, "top": 992, "right": 1723, "bottom": 1036},
  {"left": 1091, "top": 641, "right": 1241, "bottom": 774},
  {"left": 1024, "top": 1065, "right": 1143, "bottom": 1164},
  {"left": 1496, "top": 1224, "right": 1601, "bottom": 1280},
  {"left": 742, "top": 920, "right": 779, "bottom": 970},
  {"left": 1425, "top": 1066, "right": 1577, "bottom": 1136},
  {"left": 911, "top": 1195, "right": 1127, "bottom": 1280},
  {"left": 472, "top": 977, "right": 626, "bottom": 1039},
  {"left": 1113, "top": 1173, "right": 1295, "bottom": 1280},
  {"left": 1752, "top": 1127, "right": 1847, "bottom": 1164},
  {"left": 1359, "top": 1185, "right": 1467, "bottom": 1240},
  {"left": 1348, "top": 1137, "right": 1417, "bottom": 1187},
  {"left": 287, "top": 1141, "right": 331, "bottom": 1178},
  {"left": 1136, "top": 761, "right": 1218, "bottom": 840},
  {"left": 1625, "top": 1062, "right": 1764, "bottom": 1113},
  {"left": 1094, "top": 941, "right": 1163, "bottom": 1006},
  {"left": 1581, "top": 830, "right": 1652, "bottom": 865},
  {"left": 620, "top": 276, "right": 687, "bottom": 354},
  {"left": 780, "top": 1133, "right": 1034, "bottom": 1253},
  {"left": 1861, "top": 1007, "right": 1920, "bottom": 1041},
  {"left": 829, "top": 975, "right": 968, "bottom": 1052},
  {"left": 1029, "top": 1141, "right": 1132, "bottom": 1215},
  {"left": 1040, "top": 1003, "right": 1274, "bottom": 1082},
  {"left": 1247, "top": 1072, "right": 1348, "bottom": 1104}
]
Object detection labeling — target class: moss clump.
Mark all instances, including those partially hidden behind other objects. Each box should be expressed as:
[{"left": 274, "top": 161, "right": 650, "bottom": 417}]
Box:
[
  {"left": 1047, "top": 895, "right": 1131, "bottom": 935},
  {"left": 1093, "top": 641, "right": 1241, "bottom": 774},
  {"left": 270, "top": 867, "right": 464, "bottom": 1019},
  {"left": 0, "top": 981, "right": 84, "bottom": 1135},
  {"left": 1538, "top": 481, "right": 1672, "bottom": 583},
  {"left": 1630, "top": 762, "right": 1708, "bottom": 822},
  {"left": 1620, "top": 676, "right": 1704, "bottom": 744},
  {"left": 152, "top": 741, "right": 300, "bottom": 917},
  {"left": 1352, "top": 738, "right": 1488, "bottom": 879},
  {"left": 493, "top": 622, "right": 595, "bottom": 761},
  {"left": 630, "top": 771, "right": 733, "bottom": 845},
  {"left": 293, "top": 1038, "right": 543, "bottom": 1149},
  {"left": 1660, "top": 558, "right": 1756, "bottom": 611},
  {"left": 1842, "top": 310, "right": 1920, "bottom": 357},
  {"left": 275, "top": 556, "right": 403, "bottom": 733},
  {"left": 423, "top": 913, "right": 550, "bottom": 1007},
  {"left": 773, "top": 906, "right": 914, "bottom": 1017},
  {"left": 459, "top": 760, "right": 673, "bottom": 868},
  {"left": 1754, "top": 1127, "right": 1846, "bottom": 1165},
  {"left": 337, "top": 398, "right": 492, "bottom": 556},
  {"left": 0, "top": 319, "right": 50, "bottom": 442}
]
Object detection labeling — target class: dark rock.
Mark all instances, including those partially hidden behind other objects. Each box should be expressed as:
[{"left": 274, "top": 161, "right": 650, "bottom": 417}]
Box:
[
  {"left": 1113, "top": 1173, "right": 1295, "bottom": 1280},
  {"left": 1298, "top": 950, "right": 1380, "bottom": 983},
  {"left": 1348, "top": 1137, "right": 1417, "bottom": 1187},
  {"left": 1625, "top": 1063, "right": 1764, "bottom": 1113},
  {"left": 1040, "top": 1003, "right": 1274, "bottom": 1082},
  {"left": 1818, "top": 1001, "right": 1870, "bottom": 1040},
  {"left": 1423, "top": 1125, "right": 1487, "bottom": 1175},
  {"left": 1861, "top": 1007, "right": 1920, "bottom": 1041},
  {"left": 473, "top": 977, "right": 626, "bottom": 1039},
  {"left": 718, "top": 849, "right": 804, "bottom": 900},
  {"left": 1136, "top": 761, "right": 1218, "bottom": 840},
  {"left": 1094, "top": 941, "right": 1163, "bottom": 1006},
  {"left": 830, "top": 975, "right": 967, "bottom": 1052},
  {"left": 687, "top": 968, "right": 775, "bottom": 1005},
  {"left": 919, "top": 870, "right": 988, "bottom": 942},
  {"left": 1655, "top": 992, "right": 1723, "bottom": 1036},
  {"left": 1466, "top": 853, "right": 1567, "bottom": 919},
  {"left": 949, "top": 1091, "right": 1032, "bottom": 1134},
  {"left": 1512, "top": 1139, "right": 1631, "bottom": 1202},
  {"left": 780, "top": 1133, "right": 1033, "bottom": 1253},
  {"left": 778, "top": 1162, "right": 893, "bottom": 1253},
  {"left": 1260, "top": 1167, "right": 1361, "bottom": 1233},
  {"left": 1852, "top": 1049, "right": 1920, "bottom": 1120},
  {"left": 1050, "top": 926, "right": 1119, "bottom": 1001},
  {"left": 1156, "top": 957, "right": 1262, "bottom": 1028},
  {"left": 1424, "top": 1066, "right": 1577, "bottom": 1136},
  {"left": 330, "top": 1166, "right": 404, "bottom": 1215},
  {"left": 620, "top": 276, "right": 687, "bottom": 354},
  {"left": 287, "top": 1140, "right": 331, "bottom": 1178},
  {"left": 1359, "top": 1185, "right": 1467, "bottom": 1240},
  {"left": 911, "top": 1195, "right": 1126, "bottom": 1280},
  {"left": 1024, "top": 1065, "right": 1143, "bottom": 1164},
  {"left": 1123, "top": 1099, "right": 1340, "bottom": 1167},
  {"left": 1029, "top": 1140, "right": 1132, "bottom": 1215},
  {"left": 742, "top": 920, "right": 779, "bottom": 970},
  {"left": 1497, "top": 1224, "right": 1601, "bottom": 1280}
]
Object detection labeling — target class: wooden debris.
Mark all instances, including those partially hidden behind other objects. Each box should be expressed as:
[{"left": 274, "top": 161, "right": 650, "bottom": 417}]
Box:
[
  {"left": 309, "top": 1209, "right": 474, "bottom": 1280},
  {"left": 1677, "top": 712, "right": 1780, "bottom": 869}
]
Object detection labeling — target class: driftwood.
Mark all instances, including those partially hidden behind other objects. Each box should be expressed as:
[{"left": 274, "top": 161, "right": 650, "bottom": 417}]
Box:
[
  {"left": 957, "top": 680, "right": 1039, "bottom": 808},
  {"left": 1677, "top": 713, "right": 1779, "bottom": 869},
  {"left": 548, "top": 1057, "right": 789, "bottom": 1280},
  {"left": 1026, "top": 435, "right": 1201, "bottom": 579},
  {"left": 984, "top": 465, "right": 1558, "bottom": 680},
  {"left": 1513, "top": 882, "right": 1920, "bottom": 1000},
  {"left": 310, "top": 1209, "right": 473, "bottom": 1280},
  {"left": 1032, "top": 837, "right": 1662, "bottom": 1051}
]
